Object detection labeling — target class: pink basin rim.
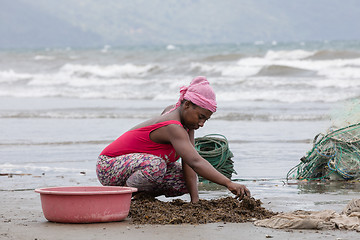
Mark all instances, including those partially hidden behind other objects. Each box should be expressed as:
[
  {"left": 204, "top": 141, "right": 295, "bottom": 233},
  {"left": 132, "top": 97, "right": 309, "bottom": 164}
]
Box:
[{"left": 35, "top": 186, "right": 138, "bottom": 196}]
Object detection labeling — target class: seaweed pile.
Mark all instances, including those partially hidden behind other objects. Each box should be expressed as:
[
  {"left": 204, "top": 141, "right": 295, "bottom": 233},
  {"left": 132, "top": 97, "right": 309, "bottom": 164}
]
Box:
[{"left": 129, "top": 196, "right": 276, "bottom": 225}]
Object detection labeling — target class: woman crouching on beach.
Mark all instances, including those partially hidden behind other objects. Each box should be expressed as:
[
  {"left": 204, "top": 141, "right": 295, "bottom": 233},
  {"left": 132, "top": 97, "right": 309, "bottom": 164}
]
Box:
[{"left": 96, "top": 76, "right": 250, "bottom": 203}]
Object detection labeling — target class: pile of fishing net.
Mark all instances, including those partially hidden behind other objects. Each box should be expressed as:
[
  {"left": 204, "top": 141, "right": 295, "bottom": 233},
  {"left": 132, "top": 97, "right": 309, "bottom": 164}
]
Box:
[
  {"left": 195, "top": 134, "right": 237, "bottom": 182},
  {"left": 287, "top": 123, "right": 360, "bottom": 180}
]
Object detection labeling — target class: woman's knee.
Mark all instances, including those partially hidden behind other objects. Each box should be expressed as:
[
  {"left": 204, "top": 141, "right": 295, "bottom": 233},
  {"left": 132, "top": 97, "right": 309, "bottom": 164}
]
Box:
[{"left": 141, "top": 157, "right": 167, "bottom": 181}]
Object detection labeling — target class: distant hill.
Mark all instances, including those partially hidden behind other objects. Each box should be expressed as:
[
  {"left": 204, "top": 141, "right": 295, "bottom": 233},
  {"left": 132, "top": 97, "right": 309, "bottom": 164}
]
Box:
[
  {"left": 1, "top": 0, "right": 360, "bottom": 48},
  {"left": 0, "top": 0, "right": 101, "bottom": 48}
]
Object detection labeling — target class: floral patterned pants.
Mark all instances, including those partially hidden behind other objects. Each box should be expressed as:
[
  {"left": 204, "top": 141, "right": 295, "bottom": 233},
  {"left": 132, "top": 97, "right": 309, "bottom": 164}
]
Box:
[{"left": 96, "top": 154, "right": 188, "bottom": 197}]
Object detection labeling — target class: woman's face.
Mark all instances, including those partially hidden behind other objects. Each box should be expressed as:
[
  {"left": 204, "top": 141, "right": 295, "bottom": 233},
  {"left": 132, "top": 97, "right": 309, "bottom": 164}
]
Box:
[{"left": 181, "top": 101, "right": 213, "bottom": 130}]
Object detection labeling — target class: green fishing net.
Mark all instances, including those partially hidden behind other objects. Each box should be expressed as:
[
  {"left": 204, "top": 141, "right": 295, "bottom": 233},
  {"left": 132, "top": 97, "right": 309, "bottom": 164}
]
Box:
[
  {"left": 195, "top": 134, "right": 237, "bottom": 182},
  {"left": 287, "top": 122, "right": 360, "bottom": 180}
]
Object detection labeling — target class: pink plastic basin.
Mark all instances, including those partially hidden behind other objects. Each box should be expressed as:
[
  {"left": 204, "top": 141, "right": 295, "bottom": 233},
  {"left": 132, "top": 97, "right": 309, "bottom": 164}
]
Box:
[{"left": 35, "top": 186, "right": 137, "bottom": 223}]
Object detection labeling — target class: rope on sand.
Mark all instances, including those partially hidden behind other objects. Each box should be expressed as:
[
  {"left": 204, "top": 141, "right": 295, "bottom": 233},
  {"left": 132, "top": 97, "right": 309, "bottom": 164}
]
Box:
[
  {"left": 195, "top": 134, "right": 237, "bottom": 182},
  {"left": 287, "top": 122, "right": 360, "bottom": 181}
]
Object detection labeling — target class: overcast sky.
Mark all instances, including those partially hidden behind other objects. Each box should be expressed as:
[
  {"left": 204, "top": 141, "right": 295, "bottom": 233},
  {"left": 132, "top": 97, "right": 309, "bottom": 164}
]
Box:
[{"left": 1, "top": 0, "right": 360, "bottom": 48}]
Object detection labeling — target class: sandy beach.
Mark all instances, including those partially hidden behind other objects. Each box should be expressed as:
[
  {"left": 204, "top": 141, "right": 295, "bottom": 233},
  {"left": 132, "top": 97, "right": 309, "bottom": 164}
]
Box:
[{"left": 1, "top": 185, "right": 359, "bottom": 240}]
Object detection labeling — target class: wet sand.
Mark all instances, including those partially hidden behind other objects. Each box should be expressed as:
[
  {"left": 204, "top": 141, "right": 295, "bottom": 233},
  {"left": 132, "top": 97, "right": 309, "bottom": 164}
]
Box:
[{"left": 1, "top": 188, "right": 359, "bottom": 240}]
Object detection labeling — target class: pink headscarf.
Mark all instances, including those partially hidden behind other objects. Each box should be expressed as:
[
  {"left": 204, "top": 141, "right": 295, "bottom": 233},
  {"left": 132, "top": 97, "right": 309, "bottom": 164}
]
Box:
[{"left": 169, "top": 76, "right": 217, "bottom": 113}]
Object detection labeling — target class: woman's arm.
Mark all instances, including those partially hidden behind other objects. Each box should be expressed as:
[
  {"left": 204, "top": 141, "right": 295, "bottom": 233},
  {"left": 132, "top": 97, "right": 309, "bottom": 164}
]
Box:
[
  {"left": 166, "top": 125, "right": 250, "bottom": 199},
  {"left": 182, "top": 161, "right": 199, "bottom": 203},
  {"left": 182, "top": 129, "right": 199, "bottom": 203}
]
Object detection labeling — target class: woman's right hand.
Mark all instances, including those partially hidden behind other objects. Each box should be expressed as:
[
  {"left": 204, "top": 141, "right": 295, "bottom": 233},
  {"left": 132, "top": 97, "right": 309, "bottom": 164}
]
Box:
[{"left": 226, "top": 182, "right": 251, "bottom": 200}]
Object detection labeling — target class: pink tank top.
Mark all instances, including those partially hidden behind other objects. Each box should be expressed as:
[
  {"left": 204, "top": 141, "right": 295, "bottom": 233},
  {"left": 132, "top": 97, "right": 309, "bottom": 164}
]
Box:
[{"left": 100, "top": 120, "right": 183, "bottom": 163}]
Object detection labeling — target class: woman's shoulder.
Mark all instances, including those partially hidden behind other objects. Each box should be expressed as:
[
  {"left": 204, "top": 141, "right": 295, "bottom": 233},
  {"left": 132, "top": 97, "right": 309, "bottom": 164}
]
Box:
[{"left": 150, "top": 120, "right": 188, "bottom": 143}]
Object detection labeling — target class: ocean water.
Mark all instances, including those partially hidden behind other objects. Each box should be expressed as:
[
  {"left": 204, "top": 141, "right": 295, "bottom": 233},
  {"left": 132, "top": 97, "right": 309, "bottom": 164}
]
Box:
[{"left": 1, "top": 40, "right": 360, "bottom": 212}]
